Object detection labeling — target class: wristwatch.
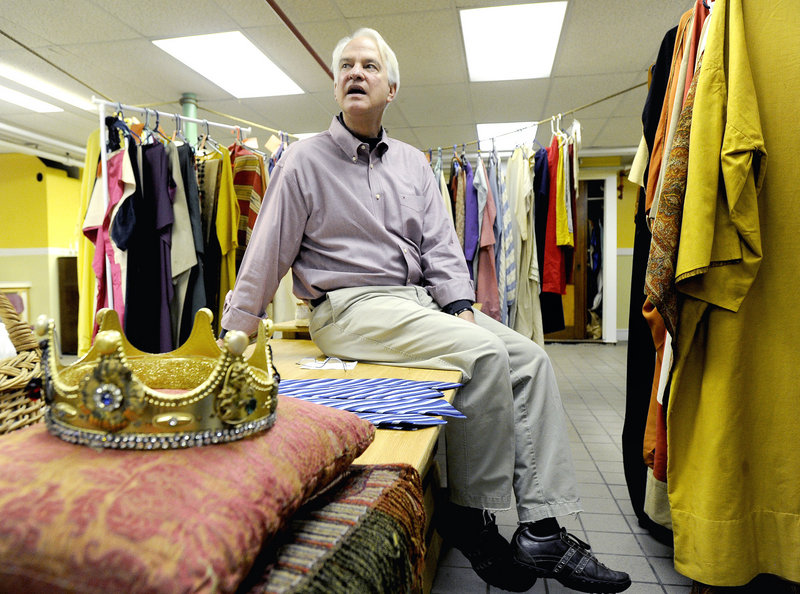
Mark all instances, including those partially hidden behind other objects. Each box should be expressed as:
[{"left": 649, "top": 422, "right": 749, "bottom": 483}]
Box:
[{"left": 453, "top": 306, "right": 473, "bottom": 317}]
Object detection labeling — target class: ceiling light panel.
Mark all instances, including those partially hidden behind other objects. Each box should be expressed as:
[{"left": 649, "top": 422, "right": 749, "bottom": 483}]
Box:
[
  {"left": 0, "top": 64, "right": 94, "bottom": 111},
  {"left": 460, "top": 2, "right": 568, "bottom": 82},
  {"left": 0, "top": 84, "right": 63, "bottom": 113},
  {"left": 153, "top": 31, "right": 303, "bottom": 98}
]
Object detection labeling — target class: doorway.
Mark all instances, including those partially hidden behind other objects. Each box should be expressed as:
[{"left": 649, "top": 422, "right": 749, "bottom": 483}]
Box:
[{"left": 543, "top": 172, "right": 617, "bottom": 343}]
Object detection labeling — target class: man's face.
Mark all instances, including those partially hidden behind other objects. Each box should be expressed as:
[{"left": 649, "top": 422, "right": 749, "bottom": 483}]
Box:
[{"left": 334, "top": 36, "right": 396, "bottom": 122}]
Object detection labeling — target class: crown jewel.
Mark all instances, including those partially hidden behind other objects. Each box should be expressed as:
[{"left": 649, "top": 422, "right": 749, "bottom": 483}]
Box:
[{"left": 35, "top": 308, "right": 279, "bottom": 449}]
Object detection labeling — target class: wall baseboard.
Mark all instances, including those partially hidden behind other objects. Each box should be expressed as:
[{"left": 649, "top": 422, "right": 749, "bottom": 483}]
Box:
[{"left": 616, "top": 329, "right": 629, "bottom": 342}]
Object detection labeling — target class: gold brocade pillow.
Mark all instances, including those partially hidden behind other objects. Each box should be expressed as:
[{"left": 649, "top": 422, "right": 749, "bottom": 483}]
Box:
[{"left": 0, "top": 396, "right": 374, "bottom": 593}]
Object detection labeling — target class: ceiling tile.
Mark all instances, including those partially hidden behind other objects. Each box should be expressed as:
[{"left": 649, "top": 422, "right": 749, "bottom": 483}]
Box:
[
  {"left": 552, "top": 0, "right": 689, "bottom": 77},
  {"left": 381, "top": 126, "right": 421, "bottom": 148},
  {"left": 99, "top": 0, "right": 239, "bottom": 37},
  {"left": 214, "top": 0, "right": 292, "bottom": 28},
  {"left": 276, "top": 0, "right": 344, "bottom": 23},
  {"left": 344, "top": 10, "right": 468, "bottom": 87},
  {"left": 542, "top": 72, "right": 642, "bottom": 120},
  {"left": 412, "top": 124, "right": 482, "bottom": 153},
  {"left": 334, "top": 0, "right": 452, "bottom": 18},
  {"left": 1, "top": 0, "right": 140, "bottom": 45},
  {"left": 470, "top": 79, "right": 551, "bottom": 123},
  {"left": 395, "top": 83, "right": 472, "bottom": 128},
  {"left": 244, "top": 25, "right": 335, "bottom": 94}
]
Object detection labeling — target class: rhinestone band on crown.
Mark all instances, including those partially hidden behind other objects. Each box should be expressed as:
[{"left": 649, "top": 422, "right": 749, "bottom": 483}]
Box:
[
  {"left": 34, "top": 307, "right": 279, "bottom": 450},
  {"left": 44, "top": 412, "right": 276, "bottom": 450}
]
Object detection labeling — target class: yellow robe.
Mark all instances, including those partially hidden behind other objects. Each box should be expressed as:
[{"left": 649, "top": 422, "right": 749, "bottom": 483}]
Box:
[
  {"left": 668, "top": 0, "right": 800, "bottom": 585},
  {"left": 76, "top": 130, "right": 100, "bottom": 355},
  {"left": 212, "top": 146, "right": 239, "bottom": 325}
]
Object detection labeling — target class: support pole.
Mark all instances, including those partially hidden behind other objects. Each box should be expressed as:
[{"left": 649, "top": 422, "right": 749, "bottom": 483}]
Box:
[{"left": 180, "top": 92, "right": 198, "bottom": 144}]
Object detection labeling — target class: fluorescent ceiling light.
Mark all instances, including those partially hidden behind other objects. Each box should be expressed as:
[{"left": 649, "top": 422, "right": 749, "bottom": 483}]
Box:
[
  {"left": 153, "top": 31, "right": 303, "bottom": 98},
  {"left": 0, "top": 84, "right": 62, "bottom": 113},
  {"left": 476, "top": 121, "right": 537, "bottom": 152},
  {"left": 0, "top": 64, "right": 95, "bottom": 111},
  {"left": 460, "top": 2, "right": 568, "bottom": 82}
]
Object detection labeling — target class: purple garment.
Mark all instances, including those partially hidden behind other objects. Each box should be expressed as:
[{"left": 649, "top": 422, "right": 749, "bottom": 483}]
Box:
[
  {"left": 124, "top": 142, "right": 175, "bottom": 353},
  {"left": 462, "top": 159, "right": 479, "bottom": 279},
  {"left": 222, "top": 117, "right": 474, "bottom": 336}
]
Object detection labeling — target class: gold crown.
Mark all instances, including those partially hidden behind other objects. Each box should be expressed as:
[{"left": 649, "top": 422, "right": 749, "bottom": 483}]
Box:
[{"left": 33, "top": 308, "right": 279, "bottom": 450}]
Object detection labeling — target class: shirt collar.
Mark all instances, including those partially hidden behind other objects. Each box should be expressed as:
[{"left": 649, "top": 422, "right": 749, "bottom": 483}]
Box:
[{"left": 328, "top": 115, "right": 389, "bottom": 160}]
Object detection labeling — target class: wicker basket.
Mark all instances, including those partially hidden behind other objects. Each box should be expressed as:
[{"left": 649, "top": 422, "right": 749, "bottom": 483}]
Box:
[{"left": 0, "top": 292, "right": 44, "bottom": 435}]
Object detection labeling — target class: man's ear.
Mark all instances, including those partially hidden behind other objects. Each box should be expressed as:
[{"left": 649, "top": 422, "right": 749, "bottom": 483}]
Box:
[{"left": 386, "top": 83, "right": 397, "bottom": 104}]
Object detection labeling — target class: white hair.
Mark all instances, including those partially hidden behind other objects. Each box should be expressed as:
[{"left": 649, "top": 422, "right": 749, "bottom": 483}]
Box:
[{"left": 331, "top": 28, "right": 400, "bottom": 91}]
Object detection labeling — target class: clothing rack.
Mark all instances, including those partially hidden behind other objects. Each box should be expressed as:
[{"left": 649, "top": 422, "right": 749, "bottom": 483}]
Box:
[{"left": 92, "top": 97, "right": 252, "bottom": 311}]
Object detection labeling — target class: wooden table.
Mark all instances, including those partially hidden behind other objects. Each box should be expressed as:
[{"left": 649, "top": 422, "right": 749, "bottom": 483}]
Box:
[
  {"left": 269, "top": 338, "right": 459, "bottom": 475},
  {"left": 268, "top": 338, "right": 461, "bottom": 593}
]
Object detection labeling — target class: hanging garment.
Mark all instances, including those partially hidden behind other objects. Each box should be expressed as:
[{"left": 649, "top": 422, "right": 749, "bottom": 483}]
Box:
[
  {"left": 621, "top": 25, "right": 677, "bottom": 545},
  {"left": 197, "top": 151, "right": 239, "bottom": 333},
  {"left": 649, "top": 9, "right": 695, "bottom": 226},
  {"left": 82, "top": 148, "right": 128, "bottom": 330},
  {"left": 682, "top": 0, "right": 711, "bottom": 104},
  {"left": 229, "top": 143, "right": 268, "bottom": 272},
  {"left": 554, "top": 135, "right": 573, "bottom": 248},
  {"left": 462, "top": 158, "right": 479, "bottom": 278},
  {"left": 473, "top": 157, "right": 501, "bottom": 321},
  {"left": 177, "top": 143, "right": 207, "bottom": 345},
  {"left": 472, "top": 155, "right": 488, "bottom": 281},
  {"left": 432, "top": 152, "right": 453, "bottom": 221},
  {"left": 108, "top": 146, "right": 136, "bottom": 303},
  {"left": 507, "top": 147, "right": 544, "bottom": 343},
  {"left": 644, "top": 8, "right": 693, "bottom": 217},
  {"left": 488, "top": 151, "right": 512, "bottom": 325},
  {"left": 166, "top": 142, "right": 198, "bottom": 345},
  {"left": 77, "top": 130, "right": 101, "bottom": 356},
  {"left": 542, "top": 136, "right": 565, "bottom": 295},
  {"left": 122, "top": 142, "right": 175, "bottom": 353},
  {"left": 450, "top": 157, "right": 466, "bottom": 247},
  {"left": 667, "top": 0, "right": 800, "bottom": 586}
]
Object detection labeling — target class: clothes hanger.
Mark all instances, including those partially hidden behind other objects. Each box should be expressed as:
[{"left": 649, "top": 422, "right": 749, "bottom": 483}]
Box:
[
  {"left": 197, "top": 120, "right": 223, "bottom": 156},
  {"left": 152, "top": 110, "right": 171, "bottom": 144},
  {"left": 172, "top": 114, "right": 189, "bottom": 144}
]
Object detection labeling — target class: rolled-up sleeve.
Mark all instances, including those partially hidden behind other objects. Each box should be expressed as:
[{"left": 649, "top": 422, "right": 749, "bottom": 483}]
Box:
[
  {"left": 417, "top": 159, "right": 475, "bottom": 306},
  {"left": 221, "top": 153, "right": 307, "bottom": 335}
]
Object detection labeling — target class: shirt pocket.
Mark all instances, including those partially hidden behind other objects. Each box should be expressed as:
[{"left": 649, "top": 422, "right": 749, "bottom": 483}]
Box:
[{"left": 400, "top": 194, "right": 425, "bottom": 244}]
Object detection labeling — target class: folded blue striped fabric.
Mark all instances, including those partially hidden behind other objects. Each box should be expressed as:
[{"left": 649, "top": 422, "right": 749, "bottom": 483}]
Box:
[{"left": 279, "top": 378, "right": 463, "bottom": 430}]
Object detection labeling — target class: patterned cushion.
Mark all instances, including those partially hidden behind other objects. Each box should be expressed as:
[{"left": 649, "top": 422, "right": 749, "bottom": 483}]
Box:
[{"left": 0, "top": 395, "right": 374, "bottom": 593}]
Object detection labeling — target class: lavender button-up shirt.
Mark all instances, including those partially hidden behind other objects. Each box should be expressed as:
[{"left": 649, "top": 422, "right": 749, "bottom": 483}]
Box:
[{"left": 221, "top": 117, "right": 474, "bottom": 335}]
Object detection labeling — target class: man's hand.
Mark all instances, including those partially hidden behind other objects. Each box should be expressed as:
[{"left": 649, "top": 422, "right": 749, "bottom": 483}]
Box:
[{"left": 456, "top": 309, "right": 475, "bottom": 324}]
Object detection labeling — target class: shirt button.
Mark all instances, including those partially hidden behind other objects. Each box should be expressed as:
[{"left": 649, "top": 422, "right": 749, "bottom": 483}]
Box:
[
  {"left": 403, "top": 248, "right": 408, "bottom": 253},
  {"left": 369, "top": 164, "right": 373, "bottom": 169},
  {"left": 352, "top": 156, "right": 357, "bottom": 162},
  {"left": 360, "top": 144, "right": 366, "bottom": 150},
  {"left": 376, "top": 193, "right": 381, "bottom": 199}
]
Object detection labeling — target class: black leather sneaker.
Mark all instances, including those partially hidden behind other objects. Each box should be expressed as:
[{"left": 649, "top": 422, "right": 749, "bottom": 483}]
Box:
[
  {"left": 512, "top": 526, "right": 631, "bottom": 593},
  {"left": 438, "top": 504, "right": 537, "bottom": 592}
]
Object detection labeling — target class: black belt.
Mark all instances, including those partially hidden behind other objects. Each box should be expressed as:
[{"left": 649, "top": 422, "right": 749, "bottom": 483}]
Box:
[{"left": 310, "top": 295, "right": 326, "bottom": 308}]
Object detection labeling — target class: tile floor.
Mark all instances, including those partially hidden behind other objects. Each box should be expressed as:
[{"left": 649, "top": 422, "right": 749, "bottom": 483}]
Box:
[{"left": 431, "top": 342, "right": 693, "bottom": 594}]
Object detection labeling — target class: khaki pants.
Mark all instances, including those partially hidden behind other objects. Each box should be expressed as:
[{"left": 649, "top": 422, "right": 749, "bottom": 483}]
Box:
[{"left": 308, "top": 285, "right": 581, "bottom": 522}]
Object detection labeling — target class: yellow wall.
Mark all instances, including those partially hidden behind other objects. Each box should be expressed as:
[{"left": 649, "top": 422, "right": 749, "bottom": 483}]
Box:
[
  {"left": 617, "top": 176, "right": 638, "bottom": 249},
  {"left": 46, "top": 168, "right": 82, "bottom": 249},
  {"left": 0, "top": 154, "right": 81, "bottom": 329},
  {"left": 0, "top": 154, "right": 49, "bottom": 248}
]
